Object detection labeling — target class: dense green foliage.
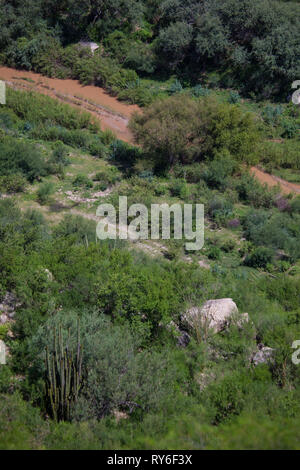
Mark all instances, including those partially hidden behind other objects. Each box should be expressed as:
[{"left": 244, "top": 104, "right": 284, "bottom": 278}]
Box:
[
  {"left": 0, "top": 88, "right": 114, "bottom": 187},
  {"left": 130, "top": 95, "right": 260, "bottom": 169},
  {"left": 1, "top": 0, "right": 299, "bottom": 100},
  {"left": 0, "top": 195, "right": 300, "bottom": 449},
  {"left": 0, "top": 2, "right": 300, "bottom": 451},
  {"left": 0, "top": 88, "right": 299, "bottom": 450}
]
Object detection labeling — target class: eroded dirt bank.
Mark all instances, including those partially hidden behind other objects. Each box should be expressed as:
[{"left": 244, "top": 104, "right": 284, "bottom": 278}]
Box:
[
  {"left": 251, "top": 167, "right": 300, "bottom": 195},
  {"left": 0, "top": 66, "right": 138, "bottom": 142}
]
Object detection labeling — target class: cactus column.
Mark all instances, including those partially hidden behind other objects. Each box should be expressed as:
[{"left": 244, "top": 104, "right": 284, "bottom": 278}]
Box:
[{"left": 45, "top": 321, "right": 83, "bottom": 422}]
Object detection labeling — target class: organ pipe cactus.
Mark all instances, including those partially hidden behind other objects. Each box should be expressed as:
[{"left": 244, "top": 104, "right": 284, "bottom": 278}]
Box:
[{"left": 45, "top": 320, "right": 83, "bottom": 422}]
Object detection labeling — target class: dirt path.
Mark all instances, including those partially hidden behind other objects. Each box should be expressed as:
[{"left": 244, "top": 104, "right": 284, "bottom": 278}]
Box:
[
  {"left": 0, "top": 66, "right": 138, "bottom": 143},
  {"left": 1, "top": 66, "right": 299, "bottom": 195},
  {"left": 251, "top": 167, "right": 300, "bottom": 195}
]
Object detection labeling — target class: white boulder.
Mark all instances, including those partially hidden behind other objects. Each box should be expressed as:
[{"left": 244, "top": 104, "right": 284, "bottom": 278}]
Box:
[{"left": 182, "top": 298, "right": 247, "bottom": 334}]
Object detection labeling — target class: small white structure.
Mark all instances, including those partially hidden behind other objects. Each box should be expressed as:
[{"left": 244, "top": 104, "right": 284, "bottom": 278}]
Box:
[
  {"left": 79, "top": 41, "right": 99, "bottom": 55},
  {"left": 0, "top": 340, "right": 6, "bottom": 365}
]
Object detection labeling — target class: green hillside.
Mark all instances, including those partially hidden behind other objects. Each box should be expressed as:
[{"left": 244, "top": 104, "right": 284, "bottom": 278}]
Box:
[{"left": 0, "top": 0, "right": 300, "bottom": 451}]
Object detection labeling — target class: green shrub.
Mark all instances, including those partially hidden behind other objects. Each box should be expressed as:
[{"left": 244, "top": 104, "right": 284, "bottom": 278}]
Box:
[
  {"left": 208, "top": 197, "right": 234, "bottom": 226},
  {"left": 51, "top": 142, "right": 69, "bottom": 166},
  {"left": 208, "top": 246, "right": 221, "bottom": 260},
  {"left": 87, "top": 139, "right": 108, "bottom": 158},
  {"left": 281, "top": 119, "right": 298, "bottom": 139},
  {"left": 204, "top": 371, "right": 252, "bottom": 424},
  {"left": 222, "top": 240, "right": 236, "bottom": 253},
  {"left": 236, "top": 173, "right": 277, "bottom": 208},
  {"left": 109, "top": 140, "right": 142, "bottom": 166},
  {"left": 173, "top": 163, "right": 205, "bottom": 183},
  {"left": 0, "top": 137, "right": 47, "bottom": 182},
  {"left": 72, "top": 175, "right": 93, "bottom": 189},
  {"left": 54, "top": 215, "right": 96, "bottom": 244},
  {"left": 0, "top": 174, "right": 27, "bottom": 193},
  {"left": 0, "top": 394, "right": 45, "bottom": 450},
  {"left": 259, "top": 140, "right": 300, "bottom": 171},
  {"left": 213, "top": 412, "right": 300, "bottom": 450},
  {"left": 0, "top": 109, "right": 19, "bottom": 131},
  {"left": 203, "top": 152, "right": 236, "bottom": 189},
  {"left": 228, "top": 91, "right": 240, "bottom": 104},
  {"left": 117, "top": 85, "right": 154, "bottom": 106},
  {"left": 154, "top": 184, "right": 167, "bottom": 196},
  {"left": 130, "top": 96, "right": 260, "bottom": 169},
  {"left": 290, "top": 196, "right": 300, "bottom": 214},
  {"left": 262, "top": 105, "right": 283, "bottom": 126},
  {"left": 37, "top": 182, "right": 55, "bottom": 205},
  {"left": 29, "top": 310, "right": 177, "bottom": 420},
  {"left": 169, "top": 179, "right": 188, "bottom": 199},
  {"left": 32, "top": 38, "right": 73, "bottom": 79},
  {"left": 245, "top": 247, "right": 274, "bottom": 269},
  {"left": 124, "top": 42, "right": 156, "bottom": 74},
  {"left": 169, "top": 80, "right": 183, "bottom": 95},
  {"left": 0, "top": 324, "right": 9, "bottom": 341},
  {"left": 7, "top": 88, "right": 97, "bottom": 131},
  {"left": 192, "top": 85, "right": 210, "bottom": 98},
  {"left": 242, "top": 210, "right": 300, "bottom": 262},
  {"left": 93, "top": 167, "right": 121, "bottom": 186}
]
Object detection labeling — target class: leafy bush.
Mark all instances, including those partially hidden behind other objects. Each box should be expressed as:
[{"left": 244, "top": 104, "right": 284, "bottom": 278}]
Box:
[
  {"left": 72, "top": 175, "right": 93, "bottom": 189},
  {"left": 0, "top": 174, "right": 27, "bottom": 193},
  {"left": 281, "top": 119, "right": 298, "bottom": 139},
  {"left": 54, "top": 215, "right": 96, "bottom": 245},
  {"left": 262, "top": 105, "right": 283, "bottom": 126},
  {"left": 109, "top": 140, "right": 142, "bottom": 166},
  {"left": 192, "top": 85, "right": 210, "bottom": 98},
  {"left": 157, "top": 21, "right": 193, "bottom": 69},
  {"left": 169, "top": 80, "right": 183, "bottom": 95},
  {"left": 203, "top": 152, "right": 237, "bottom": 189},
  {"left": 242, "top": 210, "right": 300, "bottom": 262},
  {"left": 259, "top": 140, "right": 300, "bottom": 171},
  {"left": 244, "top": 247, "right": 274, "bottom": 269},
  {"left": 228, "top": 91, "right": 240, "bottom": 104},
  {"left": 222, "top": 240, "right": 236, "bottom": 253},
  {"left": 124, "top": 42, "right": 156, "bottom": 74},
  {"left": 0, "top": 394, "right": 45, "bottom": 450},
  {"left": 290, "top": 196, "right": 300, "bottom": 214},
  {"left": 208, "top": 197, "right": 234, "bottom": 226},
  {"left": 51, "top": 142, "right": 69, "bottom": 166},
  {"left": 130, "top": 96, "right": 260, "bottom": 170},
  {"left": 37, "top": 182, "right": 55, "bottom": 205},
  {"left": 0, "top": 137, "right": 47, "bottom": 182},
  {"left": 29, "top": 310, "right": 177, "bottom": 419},
  {"left": 208, "top": 246, "right": 221, "bottom": 260},
  {"left": 235, "top": 173, "right": 278, "bottom": 208},
  {"left": 169, "top": 179, "right": 188, "bottom": 199},
  {"left": 7, "top": 88, "right": 96, "bottom": 131},
  {"left": 203, "top": 371, "right": 254, "bottom": 424},
  {"left": 93, "top": 167, "right": 121, "bottom": 186}
]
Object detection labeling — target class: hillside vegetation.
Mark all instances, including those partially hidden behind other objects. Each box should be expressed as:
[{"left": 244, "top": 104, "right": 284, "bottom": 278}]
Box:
[
  {"left": 0, "top": 0, "right": 300, "bottom": 451},
  {"left": 0, "top": 0, "right": 299, "bottom": 103}
]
